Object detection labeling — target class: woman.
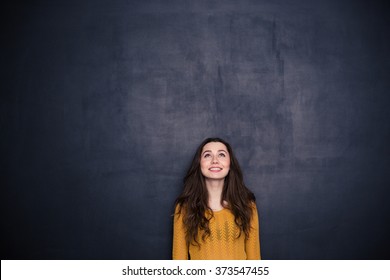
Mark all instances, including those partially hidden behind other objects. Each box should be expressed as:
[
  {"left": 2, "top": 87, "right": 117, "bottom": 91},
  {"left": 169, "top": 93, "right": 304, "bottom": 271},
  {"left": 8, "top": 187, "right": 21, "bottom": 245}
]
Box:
[{"left": 172, "top": 137, "right": 261, "bottom": 260}]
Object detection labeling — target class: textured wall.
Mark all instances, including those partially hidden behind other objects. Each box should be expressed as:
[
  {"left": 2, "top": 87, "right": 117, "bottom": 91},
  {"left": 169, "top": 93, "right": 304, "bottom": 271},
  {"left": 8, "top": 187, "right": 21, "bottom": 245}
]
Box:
[{"left": 2, "top": 0, "right": 389, "bottom": 259}]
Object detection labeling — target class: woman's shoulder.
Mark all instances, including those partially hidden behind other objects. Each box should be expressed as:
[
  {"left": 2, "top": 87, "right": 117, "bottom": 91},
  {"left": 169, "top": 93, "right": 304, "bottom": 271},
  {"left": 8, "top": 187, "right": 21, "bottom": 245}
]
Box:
[
  {"left": 174, "top": 202, "right": 188, "bottom": 215},
  {"left": 249, "top": 201, "right": 258, "bottom": 212}
]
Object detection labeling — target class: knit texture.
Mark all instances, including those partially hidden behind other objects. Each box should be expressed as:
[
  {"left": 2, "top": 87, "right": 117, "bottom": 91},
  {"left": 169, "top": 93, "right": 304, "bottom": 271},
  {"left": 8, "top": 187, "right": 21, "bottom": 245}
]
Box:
[{"left": 172, "top": 204, "right": 261, "bottom": 260}]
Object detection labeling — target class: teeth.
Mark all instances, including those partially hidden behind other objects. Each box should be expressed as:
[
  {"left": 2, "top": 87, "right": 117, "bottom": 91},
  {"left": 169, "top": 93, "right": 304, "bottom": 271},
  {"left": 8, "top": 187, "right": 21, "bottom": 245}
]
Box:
[{"left": 210, "top": 168, "right": 222, "bottom": 170}]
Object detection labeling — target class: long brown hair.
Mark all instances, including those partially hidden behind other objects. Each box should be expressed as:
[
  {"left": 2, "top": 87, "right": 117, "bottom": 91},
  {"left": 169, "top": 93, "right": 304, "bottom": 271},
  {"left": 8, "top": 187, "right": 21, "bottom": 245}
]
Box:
[{"left": 174, "top": 137, "right": 256, "bottom": 246}]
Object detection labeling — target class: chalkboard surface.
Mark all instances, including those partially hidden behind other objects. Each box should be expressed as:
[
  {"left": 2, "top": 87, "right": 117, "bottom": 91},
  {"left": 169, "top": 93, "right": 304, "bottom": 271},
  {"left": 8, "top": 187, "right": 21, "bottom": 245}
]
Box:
[{"left": 2, "top": 0, "right": 389, "bottom": 259}]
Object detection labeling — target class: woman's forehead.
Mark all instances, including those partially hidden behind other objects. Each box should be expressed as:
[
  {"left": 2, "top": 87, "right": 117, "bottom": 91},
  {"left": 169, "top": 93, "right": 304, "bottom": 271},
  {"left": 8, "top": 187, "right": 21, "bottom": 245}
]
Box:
[{"left": 201, "top": 142, "right": 228, "bottom": 152}]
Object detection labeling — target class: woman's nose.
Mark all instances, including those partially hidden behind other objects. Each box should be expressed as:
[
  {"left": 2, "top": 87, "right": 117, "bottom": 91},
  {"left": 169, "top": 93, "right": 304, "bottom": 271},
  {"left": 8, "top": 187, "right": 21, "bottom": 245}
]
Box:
[{"left": 212, "top": 156, "right": 219, "bottom": 163}]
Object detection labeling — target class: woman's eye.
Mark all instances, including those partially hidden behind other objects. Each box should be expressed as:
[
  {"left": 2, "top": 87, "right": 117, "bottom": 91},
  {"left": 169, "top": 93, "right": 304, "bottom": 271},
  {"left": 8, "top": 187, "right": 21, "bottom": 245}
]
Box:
[
  {"left": 218, "top": 153, "right": 226, "bottom": 157},
  {"left": 204, "top": 154, "right": 211, "bottom": 158}
]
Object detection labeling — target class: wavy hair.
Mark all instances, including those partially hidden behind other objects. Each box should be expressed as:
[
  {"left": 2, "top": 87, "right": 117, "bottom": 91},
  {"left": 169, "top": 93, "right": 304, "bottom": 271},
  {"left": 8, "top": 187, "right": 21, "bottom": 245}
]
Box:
[{"left": 174, "top": 137, "right": 256, "bottom": 246}]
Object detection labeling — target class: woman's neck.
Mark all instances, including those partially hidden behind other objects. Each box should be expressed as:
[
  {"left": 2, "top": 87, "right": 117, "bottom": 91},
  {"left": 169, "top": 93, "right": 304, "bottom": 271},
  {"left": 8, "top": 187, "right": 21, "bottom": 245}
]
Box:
[{"left": 205, "top": 179, "right": 225, "bottom": 210}]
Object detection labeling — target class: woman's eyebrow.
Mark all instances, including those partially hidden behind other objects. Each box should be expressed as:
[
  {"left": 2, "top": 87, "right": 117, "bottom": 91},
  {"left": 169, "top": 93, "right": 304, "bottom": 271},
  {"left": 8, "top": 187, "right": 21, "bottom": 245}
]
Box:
[{"left": 202, "top": 149, "right": 227, "bottom": 155}]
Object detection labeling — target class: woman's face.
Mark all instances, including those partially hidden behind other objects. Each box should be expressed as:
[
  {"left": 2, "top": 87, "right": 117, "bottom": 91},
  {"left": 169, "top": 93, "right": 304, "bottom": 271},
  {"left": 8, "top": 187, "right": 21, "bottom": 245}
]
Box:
[{"left": 200, "top": 142, "right": 231, "bottom": 180}]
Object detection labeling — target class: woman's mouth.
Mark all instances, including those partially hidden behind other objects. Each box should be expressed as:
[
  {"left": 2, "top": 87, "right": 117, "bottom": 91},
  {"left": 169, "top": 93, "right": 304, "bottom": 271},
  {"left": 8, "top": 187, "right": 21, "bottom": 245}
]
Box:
[{"left": 209, "top": 167, "right": 222, "bottom": 172}]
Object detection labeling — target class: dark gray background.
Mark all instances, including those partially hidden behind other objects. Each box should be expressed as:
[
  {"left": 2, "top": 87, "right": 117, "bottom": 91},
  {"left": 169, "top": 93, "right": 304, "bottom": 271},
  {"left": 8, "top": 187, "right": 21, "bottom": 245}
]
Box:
[{"left": 2, "top": 0, "right": 389, "bottom": 259}]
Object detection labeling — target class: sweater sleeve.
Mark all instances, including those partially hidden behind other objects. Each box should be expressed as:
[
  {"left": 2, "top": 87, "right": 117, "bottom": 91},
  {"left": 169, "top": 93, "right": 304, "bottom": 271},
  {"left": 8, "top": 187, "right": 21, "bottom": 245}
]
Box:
[
  {"left": 172, "top": 205, "right": 189, "bottom": 260},
  {"left": 245, "top": 203, "right": 261, "bottom": 260}
]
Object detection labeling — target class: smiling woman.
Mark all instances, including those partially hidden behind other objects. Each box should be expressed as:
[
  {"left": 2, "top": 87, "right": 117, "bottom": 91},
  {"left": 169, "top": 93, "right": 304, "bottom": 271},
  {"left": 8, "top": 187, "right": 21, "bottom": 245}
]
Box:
[
  {"left": 172, "top": 138, "right": 261, "bottom": 260},
  {"left": 200, "top": 142, "right": 231, "bottom": 186}
]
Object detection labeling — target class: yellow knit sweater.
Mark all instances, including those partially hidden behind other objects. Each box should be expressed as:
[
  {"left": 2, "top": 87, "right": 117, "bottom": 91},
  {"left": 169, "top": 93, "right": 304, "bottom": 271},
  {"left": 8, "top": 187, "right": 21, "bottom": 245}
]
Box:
[{"left": 172, "top": 204, "right": 261, "bottom": 260}]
